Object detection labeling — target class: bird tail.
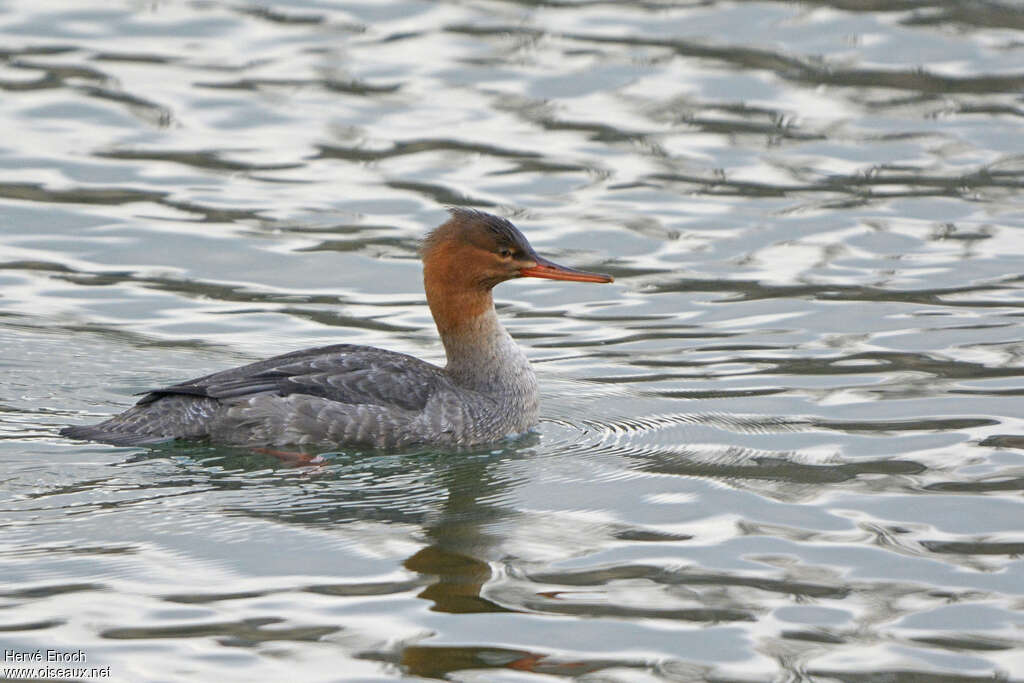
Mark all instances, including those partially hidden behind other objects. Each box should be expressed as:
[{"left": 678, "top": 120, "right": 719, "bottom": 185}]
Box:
[
  {"left": 59, "top": 423, "right": 173, "bottom": 446},
  {"left": 60, "top": 395, "right": 219, "bottom": 446}
]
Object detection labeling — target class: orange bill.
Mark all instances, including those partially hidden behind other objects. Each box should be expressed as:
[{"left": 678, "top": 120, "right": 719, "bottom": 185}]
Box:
[{"left": 520, "top": 255, "right": 613, "bottom": 283}]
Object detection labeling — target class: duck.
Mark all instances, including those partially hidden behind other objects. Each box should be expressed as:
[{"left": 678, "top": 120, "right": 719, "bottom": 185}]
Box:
[{"left": 60, "top": 208, "right": 613, "bottom": 449}]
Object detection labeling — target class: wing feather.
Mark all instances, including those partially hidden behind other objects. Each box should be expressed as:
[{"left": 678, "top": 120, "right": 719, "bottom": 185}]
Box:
[{"left": 137, "top": 344, "right": 446, "bottom": 412}]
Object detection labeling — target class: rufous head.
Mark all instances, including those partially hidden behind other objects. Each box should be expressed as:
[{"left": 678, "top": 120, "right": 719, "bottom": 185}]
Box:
[
  {"left": 421, "top": 208, "right": 612, "bottom": 335},
  {"left": 422, "top": 208, "right": 613, "bottom": 294}
]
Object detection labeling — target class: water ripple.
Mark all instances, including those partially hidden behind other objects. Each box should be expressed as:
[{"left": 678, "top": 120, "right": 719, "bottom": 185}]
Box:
[{"left": 2, "top": 0, "right": 1024, "bottom": 680}]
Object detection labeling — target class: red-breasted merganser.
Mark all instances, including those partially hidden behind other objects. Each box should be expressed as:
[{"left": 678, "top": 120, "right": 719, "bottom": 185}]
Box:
[{"left": 60, "top": 209, "right": 613, "bottom": 449}]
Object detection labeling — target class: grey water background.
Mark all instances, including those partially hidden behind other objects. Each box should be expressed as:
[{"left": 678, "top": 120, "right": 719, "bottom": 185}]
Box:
[{"left": 1, "top": 0, "right": 1023, "bottom": 680}]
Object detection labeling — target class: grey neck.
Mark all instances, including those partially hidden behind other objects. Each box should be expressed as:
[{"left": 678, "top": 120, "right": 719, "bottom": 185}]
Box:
[{"left": 441, "top": 305, "right": 536, "bottom": 398}]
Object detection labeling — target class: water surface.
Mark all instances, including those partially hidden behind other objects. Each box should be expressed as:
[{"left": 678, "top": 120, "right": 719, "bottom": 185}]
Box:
[{"left": 2, "top": 0, "right": 1023, "bottom": 680}]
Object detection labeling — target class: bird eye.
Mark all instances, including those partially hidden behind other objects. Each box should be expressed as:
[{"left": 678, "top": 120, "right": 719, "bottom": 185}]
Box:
[{"left": 499, "top": 248, "right": 513, "bottom": 259}]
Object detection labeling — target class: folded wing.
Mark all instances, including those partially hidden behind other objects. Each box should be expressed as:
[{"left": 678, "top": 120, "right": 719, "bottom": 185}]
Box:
[{"left": 138, "top": 343, "right": 445, "bottom": 411}]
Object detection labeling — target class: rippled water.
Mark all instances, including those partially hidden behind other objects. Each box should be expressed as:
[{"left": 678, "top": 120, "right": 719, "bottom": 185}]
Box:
[{"left": 2, "top": 0, "right": 1023, "bottom": 680}]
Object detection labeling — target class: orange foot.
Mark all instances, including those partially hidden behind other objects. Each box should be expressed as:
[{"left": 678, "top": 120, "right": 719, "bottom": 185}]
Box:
[{"left": 252, "top": 447, "right": 326, "bottom": 466}]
